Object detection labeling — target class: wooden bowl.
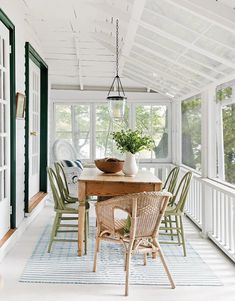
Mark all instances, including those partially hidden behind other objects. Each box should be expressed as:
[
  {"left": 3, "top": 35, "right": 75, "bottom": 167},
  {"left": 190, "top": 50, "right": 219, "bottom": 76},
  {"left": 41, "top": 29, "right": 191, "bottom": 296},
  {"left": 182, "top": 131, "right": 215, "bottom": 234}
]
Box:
[{"left": 94, "top": 158, "right": 124, "bottom": 173}]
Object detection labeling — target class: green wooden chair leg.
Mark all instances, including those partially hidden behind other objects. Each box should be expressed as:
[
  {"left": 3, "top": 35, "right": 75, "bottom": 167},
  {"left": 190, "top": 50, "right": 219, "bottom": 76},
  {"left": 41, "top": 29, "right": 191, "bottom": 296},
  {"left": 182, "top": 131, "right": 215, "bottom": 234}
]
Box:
[
  {"left": 163, "top": 216, "right": 170, "bottom": 233},
  {"left": 86, "top": 210, "right": 89, "bottom": 237},
  {"left": 48, "top": 213, "right": 60, "bottom": 253},
  {"left": 169, "top": 215, "right": 174, "bottom": 240},
  {"left": 180, "top": 215, "right": 187, "bottom": 257},
  {"left": 175, "top": 215, "right": 181, "bottom": 246},
  {"left": 55, "top": 213, "right": 62, "bottom": 236}
]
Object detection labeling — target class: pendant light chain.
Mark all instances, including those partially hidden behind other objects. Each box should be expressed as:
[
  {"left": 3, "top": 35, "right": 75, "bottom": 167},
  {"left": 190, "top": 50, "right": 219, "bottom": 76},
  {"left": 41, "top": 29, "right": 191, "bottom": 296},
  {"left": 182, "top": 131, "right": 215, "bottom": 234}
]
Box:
[
  {"left": 116, "top": 19, "right": 119, "bottom": 77},
  {"left": 107, "top": 18, "right": 126, "bottom": 101}
]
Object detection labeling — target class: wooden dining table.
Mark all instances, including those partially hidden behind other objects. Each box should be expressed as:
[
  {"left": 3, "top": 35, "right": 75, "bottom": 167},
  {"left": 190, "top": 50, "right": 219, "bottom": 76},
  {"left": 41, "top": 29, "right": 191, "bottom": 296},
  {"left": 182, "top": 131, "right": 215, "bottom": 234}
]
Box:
[{"left": 77, "top": 167, "right": 162, "bottom": 256}]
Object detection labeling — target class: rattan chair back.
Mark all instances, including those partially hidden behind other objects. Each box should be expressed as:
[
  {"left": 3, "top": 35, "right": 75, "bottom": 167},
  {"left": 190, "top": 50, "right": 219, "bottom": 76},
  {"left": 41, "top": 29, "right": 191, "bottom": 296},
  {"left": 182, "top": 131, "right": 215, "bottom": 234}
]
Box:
[{"left": 96, "top": 191, "right": 172, "bottom": 239}]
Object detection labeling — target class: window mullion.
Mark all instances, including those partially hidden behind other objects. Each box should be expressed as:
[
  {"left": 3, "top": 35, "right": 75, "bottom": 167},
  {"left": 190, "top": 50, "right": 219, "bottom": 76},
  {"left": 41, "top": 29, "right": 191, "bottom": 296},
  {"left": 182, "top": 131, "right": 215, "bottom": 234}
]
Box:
[{"left": 91, "top": 103, "right": 96, "bottom": 161}]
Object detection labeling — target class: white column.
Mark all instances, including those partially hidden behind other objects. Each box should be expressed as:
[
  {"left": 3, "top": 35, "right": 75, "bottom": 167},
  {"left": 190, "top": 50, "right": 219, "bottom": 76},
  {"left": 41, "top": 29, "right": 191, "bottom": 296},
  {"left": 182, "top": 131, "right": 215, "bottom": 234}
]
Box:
[
  {"left": 201, "top": 86, "right": 217, "bottom": 179},
  {"left": 172, "top": 100, "right": 182, "bottom": 166},
  {"left": 201, "top": 86, "right": 217, "bottom": 236}
]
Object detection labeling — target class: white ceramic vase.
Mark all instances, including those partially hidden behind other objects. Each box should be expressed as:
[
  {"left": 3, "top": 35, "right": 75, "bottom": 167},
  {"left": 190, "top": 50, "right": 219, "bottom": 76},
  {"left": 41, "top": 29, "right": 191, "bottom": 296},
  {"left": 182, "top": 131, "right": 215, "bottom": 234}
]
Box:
[{"left": 122, "top": 152, "right": 138, "bottom": 177}]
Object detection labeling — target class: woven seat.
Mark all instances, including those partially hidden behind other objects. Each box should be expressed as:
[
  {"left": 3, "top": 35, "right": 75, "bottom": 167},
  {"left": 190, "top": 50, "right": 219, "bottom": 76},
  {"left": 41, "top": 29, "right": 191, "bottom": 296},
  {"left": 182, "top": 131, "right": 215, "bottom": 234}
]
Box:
[{"left": 93, "top": 191, "right": 175, "bottom": 296}]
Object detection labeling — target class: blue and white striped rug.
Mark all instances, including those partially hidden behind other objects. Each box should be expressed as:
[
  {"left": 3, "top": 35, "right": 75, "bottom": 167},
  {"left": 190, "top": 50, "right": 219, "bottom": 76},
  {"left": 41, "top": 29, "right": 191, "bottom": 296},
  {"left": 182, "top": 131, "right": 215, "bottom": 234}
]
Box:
[{"left": 20, "top": 223, "right": 222, "bottom": 286}]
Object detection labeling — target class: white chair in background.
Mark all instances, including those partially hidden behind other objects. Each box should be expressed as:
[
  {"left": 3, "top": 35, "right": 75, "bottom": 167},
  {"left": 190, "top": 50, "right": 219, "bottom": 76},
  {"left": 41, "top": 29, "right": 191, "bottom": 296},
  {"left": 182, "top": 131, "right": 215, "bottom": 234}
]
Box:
[{"left": 52, "top": 139, "right": 77, "bottom": 162}]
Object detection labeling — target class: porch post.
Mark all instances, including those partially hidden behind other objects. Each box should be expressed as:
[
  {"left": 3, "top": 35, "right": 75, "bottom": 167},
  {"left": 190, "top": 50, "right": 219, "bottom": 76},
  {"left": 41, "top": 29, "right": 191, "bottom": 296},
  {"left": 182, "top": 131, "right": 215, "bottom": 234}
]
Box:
[{"left": 201, "top": 86, "right": 216, "bottom": 237}]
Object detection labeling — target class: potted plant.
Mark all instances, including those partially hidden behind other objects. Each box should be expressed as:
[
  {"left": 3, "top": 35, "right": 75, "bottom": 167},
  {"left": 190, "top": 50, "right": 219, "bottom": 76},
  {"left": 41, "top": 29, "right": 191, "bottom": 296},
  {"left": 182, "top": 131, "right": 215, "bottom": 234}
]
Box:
[{"left": 112, "top": 129, "right": 154, "bottom": 176}]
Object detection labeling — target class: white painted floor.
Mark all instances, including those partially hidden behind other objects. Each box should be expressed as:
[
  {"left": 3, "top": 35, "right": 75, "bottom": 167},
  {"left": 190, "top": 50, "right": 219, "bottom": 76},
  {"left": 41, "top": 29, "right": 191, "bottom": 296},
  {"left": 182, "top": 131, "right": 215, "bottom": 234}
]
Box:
[{"left": 0, "top": 202, "right": 235, "bottom": 301}]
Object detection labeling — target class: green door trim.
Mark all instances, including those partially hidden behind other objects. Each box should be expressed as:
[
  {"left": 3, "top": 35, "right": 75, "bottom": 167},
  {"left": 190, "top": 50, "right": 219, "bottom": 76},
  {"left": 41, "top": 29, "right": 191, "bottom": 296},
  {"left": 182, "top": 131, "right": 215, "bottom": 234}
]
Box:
[
  {"left": 0, "top": 9, "right": 16, "bottom": 228},
  {"left": 25, "top": 42, "right": 48, "bottom": 213}
]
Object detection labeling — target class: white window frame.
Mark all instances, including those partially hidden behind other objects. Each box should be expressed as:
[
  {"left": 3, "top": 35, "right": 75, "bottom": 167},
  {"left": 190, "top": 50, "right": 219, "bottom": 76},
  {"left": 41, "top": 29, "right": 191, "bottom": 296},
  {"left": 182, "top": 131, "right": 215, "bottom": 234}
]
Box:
[
  {"left": 52, "top": 99, "right": 172, "bottom": 163},
  {"left": 52, "top": 101, "right": 93, "bottom": 162},
  {"left": 132, "top": 102, "right": 172, "bottom": 163}
]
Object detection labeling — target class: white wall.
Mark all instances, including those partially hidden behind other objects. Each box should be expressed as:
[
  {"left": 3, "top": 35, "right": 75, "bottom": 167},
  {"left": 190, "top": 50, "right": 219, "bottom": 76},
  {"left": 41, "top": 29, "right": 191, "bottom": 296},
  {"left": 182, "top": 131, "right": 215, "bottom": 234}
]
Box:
[{"left": 0, "top": 1, "right": 45, "bottom": 226}]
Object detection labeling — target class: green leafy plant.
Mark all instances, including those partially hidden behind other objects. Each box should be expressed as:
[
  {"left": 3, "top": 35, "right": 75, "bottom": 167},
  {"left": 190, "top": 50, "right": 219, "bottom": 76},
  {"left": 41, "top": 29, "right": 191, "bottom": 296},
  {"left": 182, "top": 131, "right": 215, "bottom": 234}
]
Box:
[
  {"left": 216, "top": 86, "right": 232, "bottom": 102},
  {"left": 112, "top": 129, "right": 154, "bottom": 154}
]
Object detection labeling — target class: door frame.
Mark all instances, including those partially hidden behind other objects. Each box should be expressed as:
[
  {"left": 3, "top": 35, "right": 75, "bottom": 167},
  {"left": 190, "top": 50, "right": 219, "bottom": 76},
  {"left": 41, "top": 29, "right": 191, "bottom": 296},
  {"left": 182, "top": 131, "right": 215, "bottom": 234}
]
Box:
[
  {"left": 25, "top": 42, "right": 48, "bottom": 213},
  {"left": 0, "top": 9, "right": 16, "bottom": 228}
]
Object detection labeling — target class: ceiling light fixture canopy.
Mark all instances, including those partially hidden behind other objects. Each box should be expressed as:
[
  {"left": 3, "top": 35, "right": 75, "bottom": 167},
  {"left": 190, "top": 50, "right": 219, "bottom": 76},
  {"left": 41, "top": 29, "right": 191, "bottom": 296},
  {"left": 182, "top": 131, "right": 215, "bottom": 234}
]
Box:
[{"left": 107, "top": 19, "right": 126, "bottom": 119}]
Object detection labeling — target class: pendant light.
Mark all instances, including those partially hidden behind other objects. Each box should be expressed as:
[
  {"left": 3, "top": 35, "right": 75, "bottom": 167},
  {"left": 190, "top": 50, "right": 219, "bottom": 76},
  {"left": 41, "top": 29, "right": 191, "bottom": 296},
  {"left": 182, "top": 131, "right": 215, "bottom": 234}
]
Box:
[{"left": 107, "top": 19, "right": 126, "bottom": 119}]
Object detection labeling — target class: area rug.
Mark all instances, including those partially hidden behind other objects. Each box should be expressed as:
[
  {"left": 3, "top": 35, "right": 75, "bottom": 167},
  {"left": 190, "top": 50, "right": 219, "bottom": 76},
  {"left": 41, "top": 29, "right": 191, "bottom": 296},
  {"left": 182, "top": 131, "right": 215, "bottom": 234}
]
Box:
[{"left": 19, "top": 223, "right": 222, "bottom": 286}]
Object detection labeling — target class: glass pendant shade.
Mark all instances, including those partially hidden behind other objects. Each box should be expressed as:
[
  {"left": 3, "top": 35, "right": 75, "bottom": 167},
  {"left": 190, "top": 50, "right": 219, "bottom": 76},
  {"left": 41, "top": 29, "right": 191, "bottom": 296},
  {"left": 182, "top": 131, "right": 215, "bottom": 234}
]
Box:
[{"left": 108, "top": 95, "right": 126, "bottom": 119}]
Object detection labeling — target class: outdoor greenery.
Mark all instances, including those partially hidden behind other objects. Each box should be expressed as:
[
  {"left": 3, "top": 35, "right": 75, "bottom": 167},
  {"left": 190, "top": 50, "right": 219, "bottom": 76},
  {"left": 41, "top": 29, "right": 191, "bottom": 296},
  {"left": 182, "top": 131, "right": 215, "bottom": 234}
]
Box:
[
  {"left": 181, "top": 96, "right": 201, "bottom": 171},
  {"left": 55, "top": 103, "right": 168, "bottom": 160},
  {"left": 216, "top": 86, "right": 232, "bottom": 102},
  {"left": 112, "top": 129, "right": 154, "bottom": 154},
  {"left": 54, "top": 91, "right": 235, "bottom": 186},
  {"left": 215, "top": 82, "right": 235, "bottom": 185},
  {"left": 96, "top": 104, "right": 129, "bottom": 158},
  {"left": 222, "top": 103, "right": 235, "bottom": 185},
  {"left": 135, "top": 105, "right": 168, "bottom": 159},
  {"left": 55, "top": 104, "right": 90, "bottom": 159}
]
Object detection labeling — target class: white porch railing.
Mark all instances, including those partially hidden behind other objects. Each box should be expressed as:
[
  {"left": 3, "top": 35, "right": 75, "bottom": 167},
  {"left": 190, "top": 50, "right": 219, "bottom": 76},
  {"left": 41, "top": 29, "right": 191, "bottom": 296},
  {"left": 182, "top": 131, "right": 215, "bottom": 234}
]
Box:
[
  {"left": 202, "top": 180, "right": 235, "bottom": 261},
  {"left": 141, "top": 163, "right": 235, "bottom": 262},
  {"left": 184, "top": 172, "right": 203, "bottom": 229},
  {"left": 139, "top": 163, "right": 174, "bottom": 182}
]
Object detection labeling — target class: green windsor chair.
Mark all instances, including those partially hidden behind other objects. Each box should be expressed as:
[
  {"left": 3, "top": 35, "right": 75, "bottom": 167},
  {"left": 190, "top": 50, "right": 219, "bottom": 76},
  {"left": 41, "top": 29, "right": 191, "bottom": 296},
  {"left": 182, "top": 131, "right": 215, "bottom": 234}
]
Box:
[
  {"left": 47, "top": 167, "right": 89, "bottom": 254},
  {"left": 160, "top": 171, "right": 192, "bottom": 256},
  {"left": 162, "top": 166, "right": 180, "bottom": 196}
]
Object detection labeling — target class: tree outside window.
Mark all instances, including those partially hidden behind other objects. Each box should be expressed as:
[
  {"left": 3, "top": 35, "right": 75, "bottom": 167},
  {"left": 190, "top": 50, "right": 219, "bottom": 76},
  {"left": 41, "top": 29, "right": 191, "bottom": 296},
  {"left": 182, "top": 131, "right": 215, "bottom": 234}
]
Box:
[
  {"left": 181, "top": 96, "right": 202, "bottom": 172},
  {"left": 135, "top": 105, "right": 169, "bottom": 160},
  {"left": 216, "top": 81, "right": 235, "bottom": 185}
]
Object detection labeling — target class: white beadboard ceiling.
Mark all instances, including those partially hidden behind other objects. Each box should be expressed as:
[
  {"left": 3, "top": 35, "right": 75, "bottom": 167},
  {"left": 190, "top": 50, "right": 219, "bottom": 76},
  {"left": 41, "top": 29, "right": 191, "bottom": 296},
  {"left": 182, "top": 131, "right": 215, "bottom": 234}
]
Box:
[{"left": 22, "top": 0, "right": 235, "bottom": 98}]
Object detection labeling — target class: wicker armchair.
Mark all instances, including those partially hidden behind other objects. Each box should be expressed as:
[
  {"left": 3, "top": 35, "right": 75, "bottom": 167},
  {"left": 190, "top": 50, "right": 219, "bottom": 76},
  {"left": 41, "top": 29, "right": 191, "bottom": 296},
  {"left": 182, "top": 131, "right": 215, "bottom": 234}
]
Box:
[{"left": 93, "top": 191, "right": 175, "bottom": 296}]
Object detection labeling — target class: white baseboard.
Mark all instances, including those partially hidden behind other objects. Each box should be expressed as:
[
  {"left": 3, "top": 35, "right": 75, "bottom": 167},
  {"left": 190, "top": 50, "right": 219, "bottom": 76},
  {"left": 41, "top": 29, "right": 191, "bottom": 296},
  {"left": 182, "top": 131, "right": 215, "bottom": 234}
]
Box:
[{"left": 0, "top": 196, "right": 47, "bottom": 262}]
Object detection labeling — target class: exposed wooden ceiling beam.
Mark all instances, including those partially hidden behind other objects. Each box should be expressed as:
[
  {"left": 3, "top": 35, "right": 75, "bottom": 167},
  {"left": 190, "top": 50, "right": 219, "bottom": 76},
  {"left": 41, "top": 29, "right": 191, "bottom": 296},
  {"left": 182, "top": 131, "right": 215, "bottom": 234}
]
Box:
[
  {"left": 126, "top": 55, "right": 200, "bottom": 90},
  {"left": 149, "top": 3, "right": 235, "bottom": 57},
  {"left": 119, "top": 0, "right": 147, "bottom": 75},
  {"left": 74, "top": 37, "right": 84, "bottom": 90},
  {"left": 133, "top": 41, "right": 216, "bottom": 82},
  {"left": 130, "top": 49, "right": 204, "bottom": 87},
  {"left": 124, "top": 69, "right": 182, "bottom": 98},
  {"left": 138, "top": 20, "right": 235, "bottom": 70},
  {"left": 165, "top": 0, "right": 235, "bottom": 35},
  {"left": 135, "top": 33, "right": 226, "bottom": 76},
  {"left": 125, "top": 64, "right": 188, "bottom": 94}
]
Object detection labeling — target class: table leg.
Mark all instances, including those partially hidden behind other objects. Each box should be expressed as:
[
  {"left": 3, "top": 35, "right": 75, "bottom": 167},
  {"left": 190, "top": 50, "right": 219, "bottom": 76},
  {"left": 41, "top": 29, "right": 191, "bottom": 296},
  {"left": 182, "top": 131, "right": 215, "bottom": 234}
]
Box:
[
  {"left": 152, "top": 183, "right": 161, "bottom": 259},
  {"left": 78, "top": 182, "right": 86, "bottom": 256}
]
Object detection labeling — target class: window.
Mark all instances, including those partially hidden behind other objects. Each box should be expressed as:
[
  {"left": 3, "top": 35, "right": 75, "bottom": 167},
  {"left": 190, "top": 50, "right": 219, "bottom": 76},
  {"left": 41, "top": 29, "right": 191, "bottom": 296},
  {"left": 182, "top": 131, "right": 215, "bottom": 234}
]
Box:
[
  {"left": 55, "top": 104, "right": 90, "bottom": 159},
  {"left": 135, "top": 104, "right": 169, "bottom": 160},
  {"left": 55, "top": 104, "right": 72, "bottom": 141},
  {"left": 216, "top": 81, "right": 235, "bottom": 185},
  {"left": 181, "top": 95, "right": 201, "bottom": 171},
  {"left": 54, "top": 102, "right": 171, "bottom": 162},
  {"left": 95, "top": 104, "right": 129, "bottom": 158}
]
